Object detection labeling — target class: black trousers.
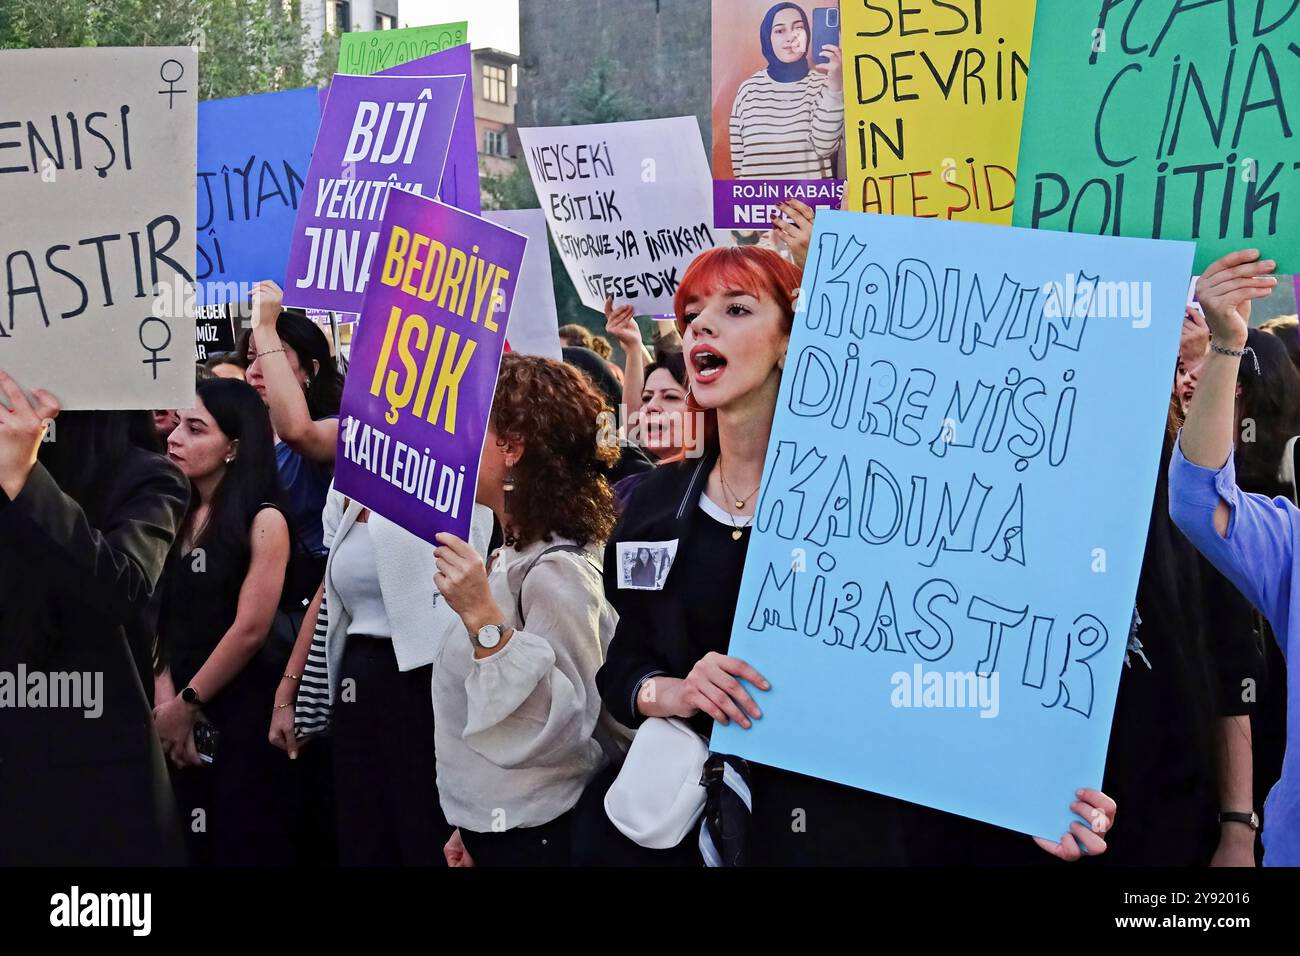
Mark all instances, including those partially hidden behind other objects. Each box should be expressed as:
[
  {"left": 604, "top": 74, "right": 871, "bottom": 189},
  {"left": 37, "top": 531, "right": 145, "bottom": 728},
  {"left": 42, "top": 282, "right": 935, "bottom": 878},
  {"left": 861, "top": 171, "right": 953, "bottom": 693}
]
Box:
[
  {"left": 331, "top": 636, "right": 450, "bottom": 866},
  {"left": 459, "top": 806, "right": 576, "bottom": 867},
  {"left": 170, "top": 660, "right": 299, "bottom": 867}
]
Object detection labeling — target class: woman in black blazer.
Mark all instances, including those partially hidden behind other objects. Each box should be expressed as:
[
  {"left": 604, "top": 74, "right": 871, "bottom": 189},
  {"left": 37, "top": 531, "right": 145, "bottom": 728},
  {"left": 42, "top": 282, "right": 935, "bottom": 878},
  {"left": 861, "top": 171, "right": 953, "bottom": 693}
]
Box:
[
  {"left": 0, "top": 372, "right": 188, "bottom": 866},
  {"left": 587, "top": 248, "right": 910, "bottom": 866},
  {"left": 586, "top": 248, "right": 1117, "bottom": 866}
]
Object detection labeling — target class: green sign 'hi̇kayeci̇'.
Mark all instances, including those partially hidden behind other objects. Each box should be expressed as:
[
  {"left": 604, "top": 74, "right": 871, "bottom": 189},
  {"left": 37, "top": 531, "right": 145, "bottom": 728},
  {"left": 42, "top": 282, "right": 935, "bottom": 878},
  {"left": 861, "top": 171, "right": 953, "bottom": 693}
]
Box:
[{"left": 339, "top": 21, "right": 469, "bottom": 74}]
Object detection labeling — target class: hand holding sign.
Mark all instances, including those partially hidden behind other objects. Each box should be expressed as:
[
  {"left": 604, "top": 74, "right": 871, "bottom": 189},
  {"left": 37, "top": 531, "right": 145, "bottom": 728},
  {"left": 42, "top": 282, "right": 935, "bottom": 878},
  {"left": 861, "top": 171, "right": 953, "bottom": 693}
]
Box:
[
  {"left": 1033, "top": 788, "right": 1116, "bottom": 862},
  {"left": 1196, "top": 251, "right": 1279, "bottom": 350},
  {"left": 604, "top": 296, "right": 641, "bottom": 354},
  {"left": 250, "top": 279, "right": 286, "bottom": 335},
  {"left": 0, "top": 371, "right": 60, "bottom": 500},
  {"left": 433, "top": 531, "right": 504, "bottom": 649},
  {"left": 771, "top": 199, "right": 815, "bottom": 269},
  {"left": 644, "top": 653, "right": 770, "bottom": 730}
]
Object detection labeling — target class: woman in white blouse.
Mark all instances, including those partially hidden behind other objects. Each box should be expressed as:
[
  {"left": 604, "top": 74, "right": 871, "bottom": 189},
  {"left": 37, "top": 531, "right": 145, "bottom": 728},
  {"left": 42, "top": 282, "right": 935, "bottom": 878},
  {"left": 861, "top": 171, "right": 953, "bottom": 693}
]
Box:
[
  {"left": 431, "top": 354, "right": 625, "bottom": 867},
  {"left": 270, "top": 481, "right": 493, "bottom": 866}
]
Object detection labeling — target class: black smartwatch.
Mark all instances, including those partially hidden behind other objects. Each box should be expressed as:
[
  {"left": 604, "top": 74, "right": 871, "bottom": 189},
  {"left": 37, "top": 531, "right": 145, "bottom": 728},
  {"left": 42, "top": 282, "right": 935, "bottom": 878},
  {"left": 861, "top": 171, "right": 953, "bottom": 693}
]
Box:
[
  {"left": 180, "top": 686, "right": 205, "bottom": 707},
  {"left": 1218, "top": 810, "right": 1259, "bottom": 831}
]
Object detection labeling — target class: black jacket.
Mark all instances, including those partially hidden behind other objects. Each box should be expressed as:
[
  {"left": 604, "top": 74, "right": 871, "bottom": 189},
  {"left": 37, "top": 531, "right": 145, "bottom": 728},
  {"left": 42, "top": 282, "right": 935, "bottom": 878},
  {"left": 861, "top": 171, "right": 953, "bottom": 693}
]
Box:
[
  {"left": 596, "top": 451, "right": 906, "bottom": 865},
  {"left": 597, "top": 452, "right": 717, "bottom": 732},
  {"left": 0, "top": 449, "right": 188, "bottom": 866}
]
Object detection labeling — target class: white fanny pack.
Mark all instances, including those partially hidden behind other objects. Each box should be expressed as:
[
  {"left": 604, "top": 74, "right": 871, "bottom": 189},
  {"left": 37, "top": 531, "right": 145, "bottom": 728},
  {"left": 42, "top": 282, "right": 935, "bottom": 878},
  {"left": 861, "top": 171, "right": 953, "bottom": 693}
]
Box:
[{"left": 604, "top": 716, "right": 709, "bottom": 849}]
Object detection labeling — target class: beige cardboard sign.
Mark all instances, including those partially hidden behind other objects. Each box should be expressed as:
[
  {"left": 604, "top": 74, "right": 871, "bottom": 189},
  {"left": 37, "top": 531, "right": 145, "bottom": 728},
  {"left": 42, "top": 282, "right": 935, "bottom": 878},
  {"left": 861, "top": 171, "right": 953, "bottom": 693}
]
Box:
[{"left": 0, "top": 47, "right": 197, "bottom": 410}]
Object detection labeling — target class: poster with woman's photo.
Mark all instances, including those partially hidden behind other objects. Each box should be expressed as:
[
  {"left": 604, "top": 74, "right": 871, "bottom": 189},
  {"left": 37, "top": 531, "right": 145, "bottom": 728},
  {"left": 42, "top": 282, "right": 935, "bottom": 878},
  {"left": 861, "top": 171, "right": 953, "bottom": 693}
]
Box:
[{"left": 711, "top": 1, "right": 846, "bottom": 229}]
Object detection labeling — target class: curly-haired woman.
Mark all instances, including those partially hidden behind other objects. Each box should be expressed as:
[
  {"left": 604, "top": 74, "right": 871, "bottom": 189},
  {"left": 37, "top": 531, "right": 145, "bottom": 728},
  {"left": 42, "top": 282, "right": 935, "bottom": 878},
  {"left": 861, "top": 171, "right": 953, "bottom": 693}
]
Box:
[{"left": 431, "top": 354, "right": 627, "bottom": 867}]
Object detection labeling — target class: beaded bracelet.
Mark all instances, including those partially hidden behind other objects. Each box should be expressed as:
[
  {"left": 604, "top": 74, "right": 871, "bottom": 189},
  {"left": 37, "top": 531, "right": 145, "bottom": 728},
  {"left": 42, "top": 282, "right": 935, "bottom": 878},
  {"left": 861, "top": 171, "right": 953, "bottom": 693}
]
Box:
[
  {"left": 1210, "top": 341, "right": 1246, "bottom": 358},
  {"left": 1210, "top": 339, "right": 1261, "bottom": 374}
]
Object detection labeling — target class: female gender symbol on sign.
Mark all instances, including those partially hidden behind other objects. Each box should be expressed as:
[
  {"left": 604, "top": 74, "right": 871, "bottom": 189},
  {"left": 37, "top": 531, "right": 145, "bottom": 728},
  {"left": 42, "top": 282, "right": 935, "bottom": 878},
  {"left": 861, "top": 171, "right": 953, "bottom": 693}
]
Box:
[
  {"left": 158, "top": 59, "right": 187, "bottom": 109},
  {"left": 138, "top": 316, "right": 173, "bottom": 379}
]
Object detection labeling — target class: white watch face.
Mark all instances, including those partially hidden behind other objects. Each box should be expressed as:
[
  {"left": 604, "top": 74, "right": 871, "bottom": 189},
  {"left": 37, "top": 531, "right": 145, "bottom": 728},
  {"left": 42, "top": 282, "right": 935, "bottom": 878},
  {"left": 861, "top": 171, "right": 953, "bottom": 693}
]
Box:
[{"left": 476, "top": 625, "right": 502, "bottom": 649}]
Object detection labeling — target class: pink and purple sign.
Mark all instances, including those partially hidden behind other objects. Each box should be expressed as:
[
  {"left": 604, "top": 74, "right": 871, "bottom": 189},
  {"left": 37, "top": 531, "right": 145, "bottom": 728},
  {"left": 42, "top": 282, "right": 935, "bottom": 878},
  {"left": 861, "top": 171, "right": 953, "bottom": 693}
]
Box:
[
  {"left": 335, "top": 189, "right": 527, "bottom": 545},
  {"left": 713, "top": 178, "right": 845, "bottom": 229},
  {"left": 285, "top": 72, "right": 464, "bottom": 314}
]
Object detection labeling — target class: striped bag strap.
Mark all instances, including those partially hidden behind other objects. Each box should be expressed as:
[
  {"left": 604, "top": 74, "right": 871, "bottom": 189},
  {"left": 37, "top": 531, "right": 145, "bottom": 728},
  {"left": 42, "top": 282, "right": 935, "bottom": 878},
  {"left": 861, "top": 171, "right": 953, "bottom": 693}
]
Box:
[{"left": 294, "top": 590, "right": 333, "bottom": 738}]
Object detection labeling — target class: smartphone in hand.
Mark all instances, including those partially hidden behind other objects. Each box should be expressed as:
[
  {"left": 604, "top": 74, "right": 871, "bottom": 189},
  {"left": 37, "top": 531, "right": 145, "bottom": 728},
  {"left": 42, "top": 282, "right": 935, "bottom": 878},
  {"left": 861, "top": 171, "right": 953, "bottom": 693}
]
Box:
[
  {"left": 811, "top": 6, "right": 840, "bottom": 65},
  {"left": 194, "top": 720, "right": 220, "bottom": 765}
]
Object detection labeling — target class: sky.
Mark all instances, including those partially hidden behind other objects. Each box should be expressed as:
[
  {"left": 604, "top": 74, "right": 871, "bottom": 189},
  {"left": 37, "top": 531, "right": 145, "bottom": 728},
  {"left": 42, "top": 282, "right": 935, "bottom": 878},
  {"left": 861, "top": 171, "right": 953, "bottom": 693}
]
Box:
[{"left": 402, "top": 0, "right": 520, "bottom": 53}]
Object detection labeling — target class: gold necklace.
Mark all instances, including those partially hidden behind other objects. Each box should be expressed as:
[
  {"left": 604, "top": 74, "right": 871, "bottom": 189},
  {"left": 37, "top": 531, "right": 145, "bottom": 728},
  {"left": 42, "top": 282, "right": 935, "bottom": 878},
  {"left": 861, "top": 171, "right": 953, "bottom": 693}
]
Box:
[
  {"left": 718, "top": 459, "right": 759, "bottom": 540},
  {"left": 718, "top": 458, "right": 760, "bottom": 511}
]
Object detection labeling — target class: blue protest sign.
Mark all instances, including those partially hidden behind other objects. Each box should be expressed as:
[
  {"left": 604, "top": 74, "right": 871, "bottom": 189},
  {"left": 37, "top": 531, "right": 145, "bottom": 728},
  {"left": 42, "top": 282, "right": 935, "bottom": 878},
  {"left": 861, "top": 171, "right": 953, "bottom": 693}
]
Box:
[
  {"left": 197, "top": 88, "right": 321, "bottom": 305},
  {"left": 710, "top": 210, "right": 1194, "bottom": 839}
]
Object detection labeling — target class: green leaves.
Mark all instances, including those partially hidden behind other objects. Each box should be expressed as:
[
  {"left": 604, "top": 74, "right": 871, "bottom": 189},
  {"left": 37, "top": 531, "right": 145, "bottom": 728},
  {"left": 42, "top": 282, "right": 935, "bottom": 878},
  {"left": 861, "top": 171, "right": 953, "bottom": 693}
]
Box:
[{"left": 0, "top": 0, "right": 336, "bottom": 100}]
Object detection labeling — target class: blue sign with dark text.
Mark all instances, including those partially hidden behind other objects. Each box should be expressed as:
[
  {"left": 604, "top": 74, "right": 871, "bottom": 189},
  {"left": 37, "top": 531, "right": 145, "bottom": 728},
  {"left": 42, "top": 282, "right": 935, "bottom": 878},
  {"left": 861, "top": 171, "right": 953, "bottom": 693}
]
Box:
[{"left": 197, "top": 87, "right": 321, "bottom": 305}]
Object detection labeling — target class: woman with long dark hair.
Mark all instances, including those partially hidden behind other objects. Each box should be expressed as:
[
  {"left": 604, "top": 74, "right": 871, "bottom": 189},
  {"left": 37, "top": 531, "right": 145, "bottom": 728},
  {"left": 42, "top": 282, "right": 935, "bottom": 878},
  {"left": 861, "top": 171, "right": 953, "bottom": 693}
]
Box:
[
  {"left": 153, "top": 378, "right": 298, "bottom": 865},
  {"left": 0, "top": 372, "right": 188, "bottom": 865},
  {"left": 242, "top": 280, "right": 344, "bottom": 560}
]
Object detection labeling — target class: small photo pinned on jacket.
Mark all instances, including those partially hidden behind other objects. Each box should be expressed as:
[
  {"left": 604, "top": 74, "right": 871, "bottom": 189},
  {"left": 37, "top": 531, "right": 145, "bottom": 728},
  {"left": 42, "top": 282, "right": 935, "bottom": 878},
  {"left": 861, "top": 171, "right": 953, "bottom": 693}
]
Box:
[{"left": 616, "top": 540, "right": 679, "bottom": 590}]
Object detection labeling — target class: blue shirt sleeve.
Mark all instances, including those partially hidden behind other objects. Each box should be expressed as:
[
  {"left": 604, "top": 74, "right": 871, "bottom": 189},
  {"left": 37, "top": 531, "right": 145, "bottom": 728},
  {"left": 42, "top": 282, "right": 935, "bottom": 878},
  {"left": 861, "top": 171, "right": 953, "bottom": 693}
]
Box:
[{"left": 1168, "top": 431, "right": 1296, "bottom": 650}]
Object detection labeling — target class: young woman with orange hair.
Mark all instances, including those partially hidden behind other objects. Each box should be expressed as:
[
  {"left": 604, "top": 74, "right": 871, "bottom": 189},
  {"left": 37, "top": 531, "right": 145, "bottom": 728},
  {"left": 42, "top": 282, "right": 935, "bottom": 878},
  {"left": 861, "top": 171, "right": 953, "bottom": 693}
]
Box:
[{"left": 586, "top": 246, "right": 1116, "bottom": 865}]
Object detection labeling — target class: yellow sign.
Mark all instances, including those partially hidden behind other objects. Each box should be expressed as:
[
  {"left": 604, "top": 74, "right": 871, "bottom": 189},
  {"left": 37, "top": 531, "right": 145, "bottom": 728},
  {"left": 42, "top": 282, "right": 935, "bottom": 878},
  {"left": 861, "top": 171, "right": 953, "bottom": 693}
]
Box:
[{"left": 844, "top": 0, "right": 1036, "bottom": 224}]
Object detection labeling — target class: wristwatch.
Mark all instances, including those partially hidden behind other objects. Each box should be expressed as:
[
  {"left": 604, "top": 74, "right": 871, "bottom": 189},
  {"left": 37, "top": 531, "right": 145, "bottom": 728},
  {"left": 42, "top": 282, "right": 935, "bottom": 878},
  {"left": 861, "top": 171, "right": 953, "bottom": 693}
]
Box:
[
  {"left": 472, "top": 622, "right": 507, "bottom": 650},
  {"left": 1218, "top": 810, "right": 1259, "bottom": 831},
  {"left": 180, "top": 686, "right": 205, "bottom": 707}
]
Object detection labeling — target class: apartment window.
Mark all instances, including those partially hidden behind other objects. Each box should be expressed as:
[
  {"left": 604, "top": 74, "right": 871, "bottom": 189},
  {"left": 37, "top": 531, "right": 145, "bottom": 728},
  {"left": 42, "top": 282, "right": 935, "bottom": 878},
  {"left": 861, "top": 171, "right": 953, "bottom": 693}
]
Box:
[
  {"left": 326, "top": 0, "right": 351, "bottom": 33},
  {"left": 482, "top": 64, "right": 508, "bottom": 105},
  {"left": 484, "top": 130, "right": 508, "bottom": 157},
  {"left": 376, "top": 13, "right": 396, "bottom": 29}
]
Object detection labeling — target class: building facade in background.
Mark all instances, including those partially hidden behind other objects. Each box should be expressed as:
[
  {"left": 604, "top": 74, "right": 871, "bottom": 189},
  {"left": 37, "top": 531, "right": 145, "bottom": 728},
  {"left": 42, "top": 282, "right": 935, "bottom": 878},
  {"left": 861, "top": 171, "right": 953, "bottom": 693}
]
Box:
[
  {"left": 301, "top": 0, "right": 401, "bottom": 43},
  {"left": 517, "top": 0, "right": 709, "bottom": 146},
  {"left": 473, "top": 47, "right": 520, "bottom": 178}
]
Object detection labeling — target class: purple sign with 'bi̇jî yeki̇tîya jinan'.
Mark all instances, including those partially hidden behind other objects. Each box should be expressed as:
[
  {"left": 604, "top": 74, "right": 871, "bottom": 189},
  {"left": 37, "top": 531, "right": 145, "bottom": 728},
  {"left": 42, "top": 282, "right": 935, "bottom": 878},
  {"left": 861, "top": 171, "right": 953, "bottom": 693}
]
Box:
[
  {"left": 284, "top": 72, "right": 464, "bottom": 314},
  {"left": 334, "top": 188, "right": 527, "bottom": 545}
]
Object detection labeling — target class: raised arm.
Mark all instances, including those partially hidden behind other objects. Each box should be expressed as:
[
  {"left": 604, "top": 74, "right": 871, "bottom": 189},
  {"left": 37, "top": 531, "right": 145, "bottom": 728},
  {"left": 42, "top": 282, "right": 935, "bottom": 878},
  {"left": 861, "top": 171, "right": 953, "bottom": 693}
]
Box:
[
  {"left": 1170, "top": 250, "right": 1295, "bottom": 634},
  {"left": 0, "top": 372, "right": 187, "bottom": 628},
  {"left": 808, "top": 47, "right": 845, "bottom": 159},
  {"left": 605, "top": 296, "right": 650, "bottom": 418},
  {"left": 249, "top": 280, "right": 338, "bottom": 464}
]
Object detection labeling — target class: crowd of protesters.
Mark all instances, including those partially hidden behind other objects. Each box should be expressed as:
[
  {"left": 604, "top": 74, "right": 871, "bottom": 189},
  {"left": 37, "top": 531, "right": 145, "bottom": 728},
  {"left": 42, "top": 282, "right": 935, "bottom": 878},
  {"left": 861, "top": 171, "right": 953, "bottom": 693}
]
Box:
[{"left": 1, "top": 195, "right": 1297, "bottom": 866}]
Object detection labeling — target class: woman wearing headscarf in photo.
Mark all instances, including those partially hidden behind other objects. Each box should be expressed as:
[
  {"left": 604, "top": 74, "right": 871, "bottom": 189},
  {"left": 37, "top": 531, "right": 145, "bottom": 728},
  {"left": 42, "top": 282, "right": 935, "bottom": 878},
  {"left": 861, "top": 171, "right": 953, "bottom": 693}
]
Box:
[
  {"left": 582, "top": 246, "right": 1116, "bottom": 866},
  {"left": 729, "top": 3, "right": 844, "bottom": 181}
]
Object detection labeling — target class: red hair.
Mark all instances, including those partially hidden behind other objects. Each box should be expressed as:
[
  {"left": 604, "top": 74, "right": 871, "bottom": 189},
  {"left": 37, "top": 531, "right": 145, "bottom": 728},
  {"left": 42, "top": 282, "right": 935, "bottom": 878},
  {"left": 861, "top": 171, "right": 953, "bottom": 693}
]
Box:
[
  {"left": 673, "top": 246, "right": 802, "bottom": 337},
  {"left": 669, "top": 246, "right": 803, "bottom": 460}
]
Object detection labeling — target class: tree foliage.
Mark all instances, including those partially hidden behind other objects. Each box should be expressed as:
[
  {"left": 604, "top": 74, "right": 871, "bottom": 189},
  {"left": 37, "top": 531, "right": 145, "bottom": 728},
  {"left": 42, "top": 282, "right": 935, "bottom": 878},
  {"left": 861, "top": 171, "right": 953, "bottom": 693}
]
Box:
[
  {"left": 484, "top": 56, "right": 648, "bottom": 338},
  {"left": 0, "top": 0, "right": 334, "bottom": 100}
]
